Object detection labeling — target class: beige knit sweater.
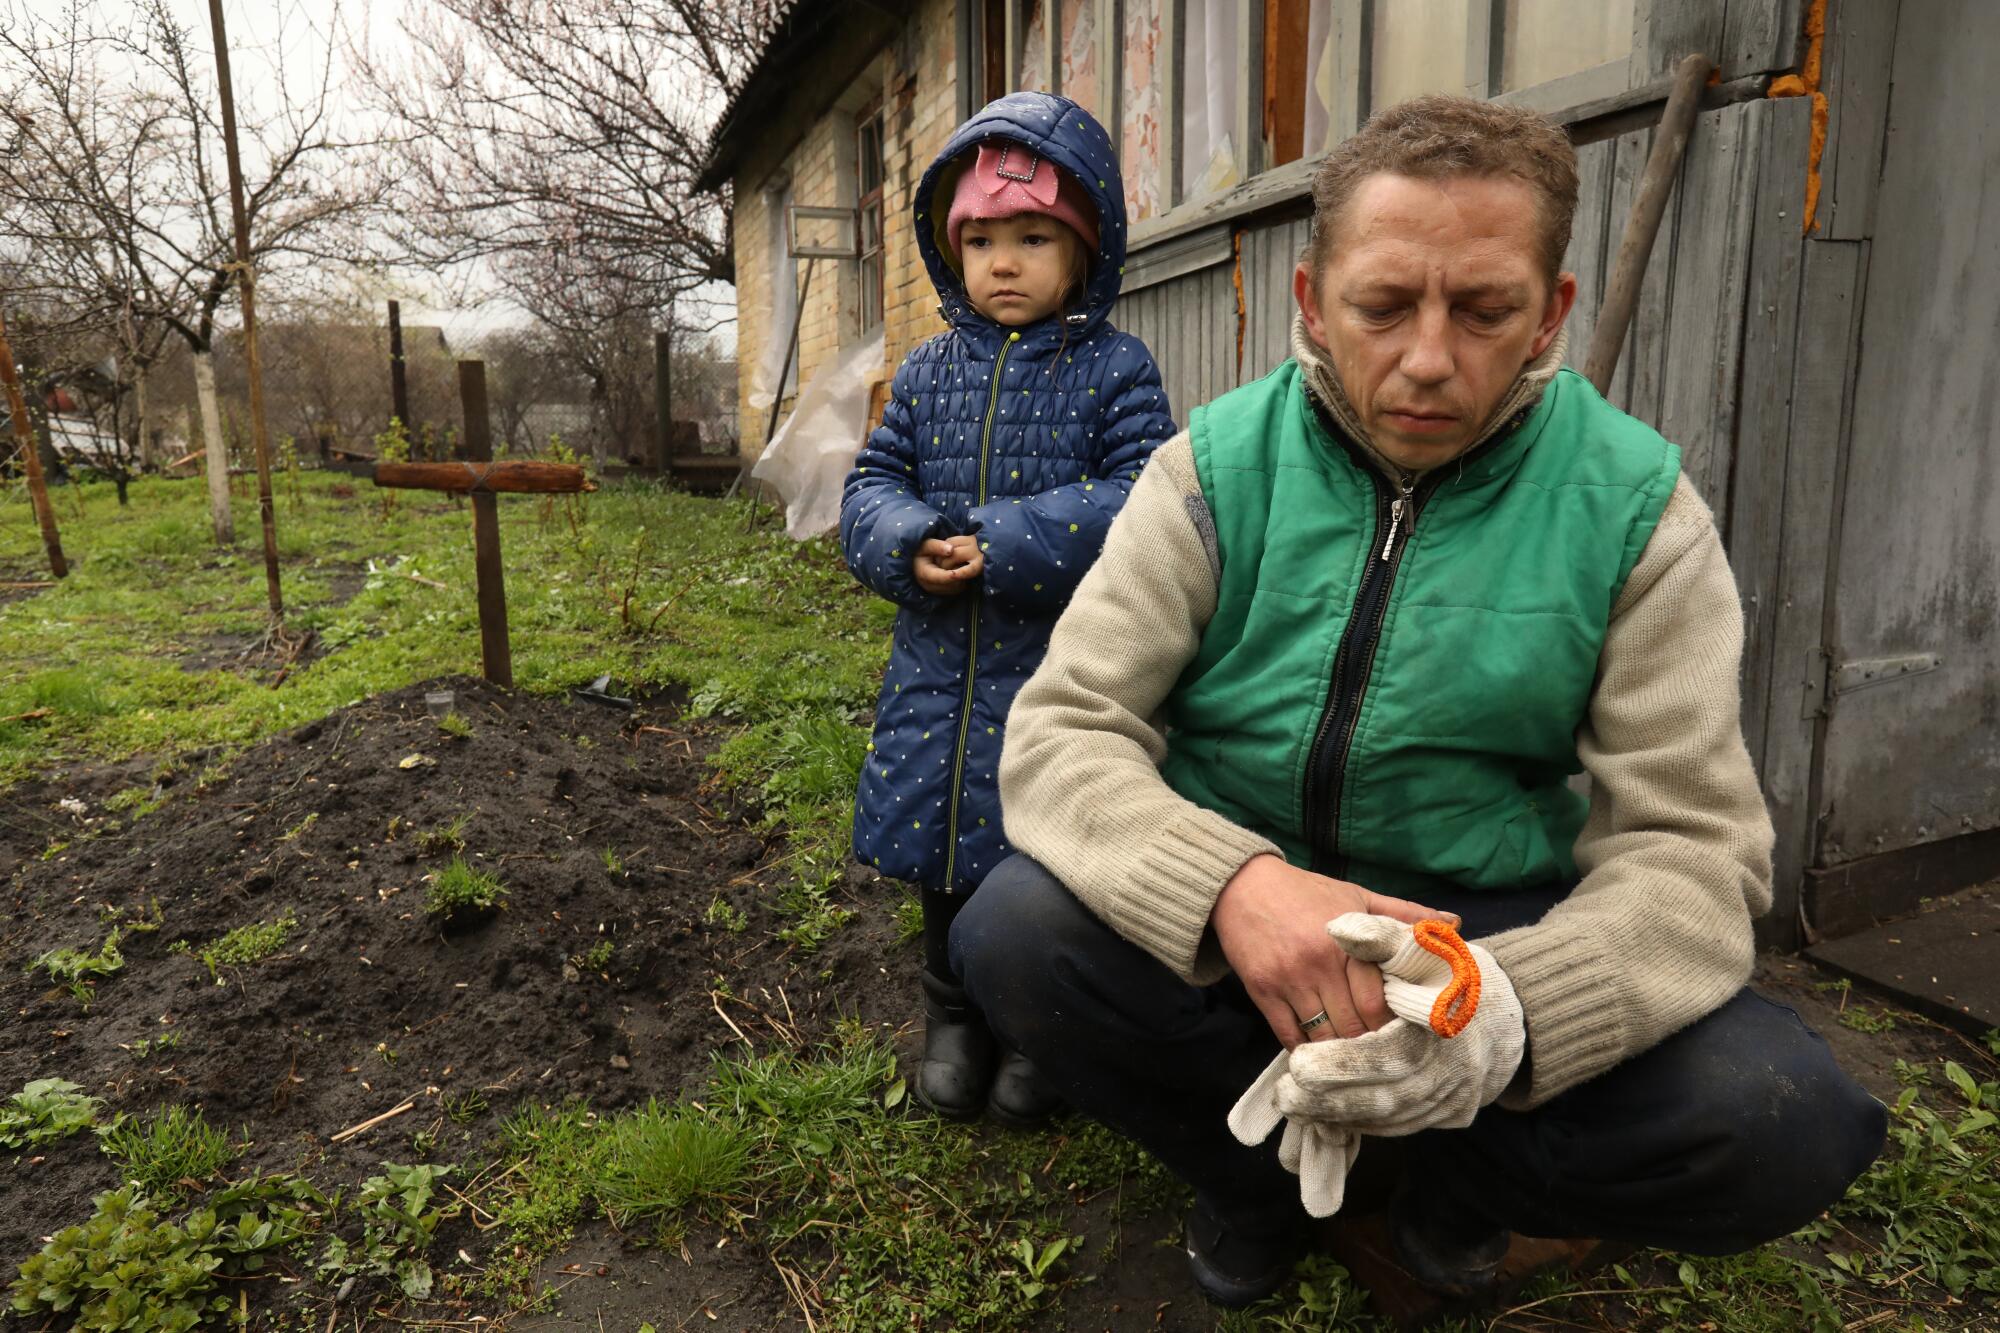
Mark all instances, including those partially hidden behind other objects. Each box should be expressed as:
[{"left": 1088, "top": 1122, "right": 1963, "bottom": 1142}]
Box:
[{"left": 998, "top": 314, "right": 1775, "bottom": 1106}]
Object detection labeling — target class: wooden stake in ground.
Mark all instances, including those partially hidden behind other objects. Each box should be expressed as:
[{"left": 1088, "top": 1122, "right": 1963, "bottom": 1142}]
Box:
[
  {"left": 205, "top": 0, "right": 283, "bottom": 617},
  {"left": 372, "top": 361, "right": 595, "bottom": 689},
  {"left": 0, "top": 311, "right": 68, "bottom": 579}
]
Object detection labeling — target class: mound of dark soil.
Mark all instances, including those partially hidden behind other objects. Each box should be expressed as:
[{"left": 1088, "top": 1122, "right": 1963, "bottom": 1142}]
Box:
[{"left": 0, "top": 676, "right": 910, "bottom": 1307}]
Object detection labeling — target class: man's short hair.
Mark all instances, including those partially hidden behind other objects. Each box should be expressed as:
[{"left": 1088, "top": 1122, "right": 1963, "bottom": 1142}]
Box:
[{"left": 1306, "top": 95, "right": 1580, "bottom": 284}]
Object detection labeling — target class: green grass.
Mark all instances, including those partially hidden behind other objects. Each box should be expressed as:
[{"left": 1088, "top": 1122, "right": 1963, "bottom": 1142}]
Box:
[
  {"left": 425, "top": 855, "right": 508, "bottom": 922},
  {"left": 0, "top": 473, "right": 886, "bottom": 792},
  {"left": 196, "top": 911, "right": 295, "bottom": 977},
  {"left": 101, "top": 1104, "right": 238, "bottom": 1198},
  {"left": 591, "top": 1101, "right": 750, "bottom": 1235}
]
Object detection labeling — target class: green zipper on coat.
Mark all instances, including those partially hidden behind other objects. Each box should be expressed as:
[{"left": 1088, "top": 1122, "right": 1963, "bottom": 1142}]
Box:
[{"left": 943, "top": 329, "right": 1017, "bottom": 889}]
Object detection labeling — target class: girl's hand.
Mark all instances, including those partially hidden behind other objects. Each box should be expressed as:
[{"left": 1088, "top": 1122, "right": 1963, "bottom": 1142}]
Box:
[{"left": 913, "top": 536, "right": 984, "bottom": 594}]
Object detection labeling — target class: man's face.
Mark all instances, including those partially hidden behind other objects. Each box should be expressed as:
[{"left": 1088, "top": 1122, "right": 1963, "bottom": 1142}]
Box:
[
  {"left": 1295, "top": 172, "right": 1576, "bottom": 472},
  {"left": 960, "top": 214, "right": 1084, "bottom": 326}
]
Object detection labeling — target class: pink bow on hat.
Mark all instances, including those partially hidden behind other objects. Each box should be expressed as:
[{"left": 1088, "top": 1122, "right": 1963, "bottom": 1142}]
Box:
[{"left": 947, "top": 140, "right": 1100, "bottom": 256}]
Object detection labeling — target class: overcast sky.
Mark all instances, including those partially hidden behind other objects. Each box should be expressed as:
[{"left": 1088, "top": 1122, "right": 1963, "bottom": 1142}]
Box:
[{"left": 16, "top": 0, "right": 737, "bottom": 349}]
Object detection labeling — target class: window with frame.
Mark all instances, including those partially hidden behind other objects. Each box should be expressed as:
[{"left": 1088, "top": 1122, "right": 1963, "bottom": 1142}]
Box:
[
  {"left": 856, "top": 105, "right": 886, "bottom": 337},
  {"left": 968, "top": 0, "right": 1641, "bottom": 233}
]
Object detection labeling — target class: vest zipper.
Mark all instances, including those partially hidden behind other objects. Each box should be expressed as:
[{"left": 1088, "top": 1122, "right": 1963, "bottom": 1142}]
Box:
[
  {"left": 1300, "top": 471, "right": 1428, "bottom": 876},
  {"left": 944, "top": 330, "right": 1017, "bottom": 889}
]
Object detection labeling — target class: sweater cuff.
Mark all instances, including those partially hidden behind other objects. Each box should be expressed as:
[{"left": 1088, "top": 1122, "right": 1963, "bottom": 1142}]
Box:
[
  {"left": 1483, "top": 922, "right": 1633, "bottom": 1107},
  {"left": 1109, "top": 808, "right": 1278, "bottom": 986}
]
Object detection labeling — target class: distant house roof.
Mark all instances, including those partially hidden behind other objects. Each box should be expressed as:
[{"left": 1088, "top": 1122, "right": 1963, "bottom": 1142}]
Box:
[{"left": 695, "top": 0, "right": 918, "bottom": 194}]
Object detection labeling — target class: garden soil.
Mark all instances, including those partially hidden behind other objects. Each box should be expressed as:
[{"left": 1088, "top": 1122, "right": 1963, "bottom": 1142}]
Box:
[{"left": 2, "top": 676, "right": 1989, "bottom": 1331}]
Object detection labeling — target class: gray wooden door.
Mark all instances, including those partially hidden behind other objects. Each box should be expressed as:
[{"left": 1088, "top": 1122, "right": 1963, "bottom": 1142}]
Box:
[{"left": 1813, "top": 3, "right": 2000, "bottom": 873}]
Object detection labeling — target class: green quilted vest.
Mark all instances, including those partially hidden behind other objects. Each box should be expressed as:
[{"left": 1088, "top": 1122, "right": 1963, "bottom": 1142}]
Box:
[{"left": 1159, "top": 360, "right": 1679, "bottom": 896}]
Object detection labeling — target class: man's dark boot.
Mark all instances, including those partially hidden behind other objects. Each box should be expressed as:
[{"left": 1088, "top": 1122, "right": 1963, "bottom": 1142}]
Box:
[
  {"left": 915, "top": 968, "right": 995, "bottom": 1120},
  {"left": 1388, "top": 1179, "right": 1511, "bottom": 1299},
  {"left": 986, "top": 1047, "right": 1062, "bottom": 1127},
  {"left": 1184, "top": 1193, "right": 1305, "bottom": 1308}
]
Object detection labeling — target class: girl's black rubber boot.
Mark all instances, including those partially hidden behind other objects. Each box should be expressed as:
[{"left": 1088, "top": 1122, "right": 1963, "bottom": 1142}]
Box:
[{"left": 915, "top": 968, "right": 996, "bottom": 1120}]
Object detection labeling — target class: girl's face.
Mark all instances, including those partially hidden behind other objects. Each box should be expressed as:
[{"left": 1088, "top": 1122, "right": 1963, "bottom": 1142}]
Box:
[{"left": 959, "top": 215, "right": 1087, "bottom": 326}]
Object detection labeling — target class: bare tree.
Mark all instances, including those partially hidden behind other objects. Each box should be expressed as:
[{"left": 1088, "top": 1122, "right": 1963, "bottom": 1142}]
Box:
[
  {"left": 355, "top": 0, "right": 770, "bottom": 321},
  {"left": 0, "top": 0, "right": 384, "bottom": 532}
]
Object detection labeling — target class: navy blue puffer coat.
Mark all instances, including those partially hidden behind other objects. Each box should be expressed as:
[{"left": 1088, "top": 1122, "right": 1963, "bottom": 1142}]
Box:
[{"left": 840, "top": 92, "right": 1174, "bottom": 893}]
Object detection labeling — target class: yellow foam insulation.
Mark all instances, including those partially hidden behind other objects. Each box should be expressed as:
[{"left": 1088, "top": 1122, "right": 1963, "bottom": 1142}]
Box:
[{"left": 1768, "top": 0, "right": 1828, "bottom": 234}]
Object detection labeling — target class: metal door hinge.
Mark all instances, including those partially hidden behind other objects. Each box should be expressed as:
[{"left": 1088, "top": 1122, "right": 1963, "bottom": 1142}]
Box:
[{"left": 1829, "top": 652, "right": 1942, "bottom": 697}]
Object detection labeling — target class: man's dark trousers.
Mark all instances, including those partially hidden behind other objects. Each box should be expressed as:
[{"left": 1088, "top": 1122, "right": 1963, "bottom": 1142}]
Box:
[{"left": 953, "top": 854, "right": 1887, "bottom": 1251}]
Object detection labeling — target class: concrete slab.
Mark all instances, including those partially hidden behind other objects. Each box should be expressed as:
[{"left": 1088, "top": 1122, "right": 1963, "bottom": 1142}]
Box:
[{"left": 1805, "top": 883, "right": 2000, "bottom": 1037}]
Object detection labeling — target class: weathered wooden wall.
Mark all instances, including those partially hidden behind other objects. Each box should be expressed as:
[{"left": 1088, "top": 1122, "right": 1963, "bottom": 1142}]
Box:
[{"left": 1809, "top": 2, "right": 2000, "bottom": 884}]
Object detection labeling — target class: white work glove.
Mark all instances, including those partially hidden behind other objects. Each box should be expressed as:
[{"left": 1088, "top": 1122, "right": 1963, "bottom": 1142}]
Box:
[
  {"left": 1228, "top": 1052, "right": 1361, "bottom": 1217},
  {"left": 1225, "top": 912, "right": 1521, "bottom": 1216},
  {"left": 1274, "top": 913, "right": 1525, "bottom": 1138}
]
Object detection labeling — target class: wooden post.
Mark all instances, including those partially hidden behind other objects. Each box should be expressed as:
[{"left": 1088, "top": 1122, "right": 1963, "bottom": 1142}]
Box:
[
  {"left": 460, "top": 361, "right": 511, "bottom": 687},
  {"left": 206, "top": 0, "right": 283, "bottom": 617},
  {"left": 0, "top": 311, "right": 68, "bottom": 579},
  {"left": 388, "top": 300, "right": 411, "bottom": 436},
  {"left": 1583, "top": 53, "right": 1712, "bottom": 395},
  {"left": 654, "top": 326, "right": 673, "bottom": 472},
  {"left": 371, "top": 428, "right": 591, "bottom": 688}
]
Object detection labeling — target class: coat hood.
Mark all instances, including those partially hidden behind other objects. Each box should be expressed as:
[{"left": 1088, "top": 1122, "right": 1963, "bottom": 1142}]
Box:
[{"left": 915, "top": 92, "right": 1128, "bottom": 353}]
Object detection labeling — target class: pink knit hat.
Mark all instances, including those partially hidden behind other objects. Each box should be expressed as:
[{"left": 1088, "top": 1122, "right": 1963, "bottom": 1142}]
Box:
[{"left": 946, "top": 140, "right": 1099, "bottom": 257}]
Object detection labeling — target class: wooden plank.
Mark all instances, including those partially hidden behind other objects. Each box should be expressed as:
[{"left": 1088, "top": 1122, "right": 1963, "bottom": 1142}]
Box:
[
  {"left": 1756, "top": 238, "right": 1865, "bottom": 948},
  {"left": 1601, "top": 127, "right": 1647, "bottom": 411},
  {"left": 373, "top": 460, "right": 595, "bottom": 495},
  {"left": 1236, "top": 0, "right": 1267, "bottom": 181},
  {"left": 1719, "top": 0, "right": 1801, "bottom": 80},
  {"left": 1727, "top": 94, "right": 1811, "bottom": 784},
  {"left": 1656, "top": 101, "right": 1760, "bottom": 512},
  {"left": 1804, "top": 829, "right": 2000, "bottom": 941},
  {"left": 1642, "top": 0, "right": 1726, "bottom": 82},
  {"left": 1123, "top": 222, "right": 1234, "bottom": 292},
  {"left": 1562, "top": 138, "right": 1617, "bottom": 371},
  {"left": 1819, "top": 0, "right": 1899, "bottom": 242}
]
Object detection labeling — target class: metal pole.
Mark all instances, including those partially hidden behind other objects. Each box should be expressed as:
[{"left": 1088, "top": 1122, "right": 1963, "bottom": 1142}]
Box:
[
  {"left": 205, "top": 0, "right": 283, "bottom": 617},
  {"left": 387, "top": 299, "right": 411, "bottom": 436},
  {"left": 0, "top": 311, "right": 68, "bottom": 578},
  {"left": 458, "top": 361, "right": 513, "bottom": 688},
  {"left": 1583, "top": 54, "right": 1712, "bottom": 396}
]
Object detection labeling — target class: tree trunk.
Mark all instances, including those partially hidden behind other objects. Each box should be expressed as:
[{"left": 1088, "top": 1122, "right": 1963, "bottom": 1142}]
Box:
[
  {"left": 193, "top": 348, "right": 233, "bottom": 544},
  {"left": 134, "top": 362, "right": 153, "bottom": 472}
]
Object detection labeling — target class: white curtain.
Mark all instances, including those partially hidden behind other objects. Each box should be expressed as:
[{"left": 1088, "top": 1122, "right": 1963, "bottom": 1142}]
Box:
[{"left": 1180, "top": 0, "right": 1239, "bottom": 201}]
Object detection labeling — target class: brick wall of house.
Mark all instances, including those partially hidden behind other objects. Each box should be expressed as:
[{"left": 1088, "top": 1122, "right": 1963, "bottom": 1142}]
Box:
[{"left": 732, "top": 0, "right": 961, "bottom": 461}]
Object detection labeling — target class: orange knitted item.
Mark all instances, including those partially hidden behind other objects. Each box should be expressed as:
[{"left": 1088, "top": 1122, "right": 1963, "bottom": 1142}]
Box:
[{"left": 1413, "top": 921, "right": 1481, "bottom": 1038}]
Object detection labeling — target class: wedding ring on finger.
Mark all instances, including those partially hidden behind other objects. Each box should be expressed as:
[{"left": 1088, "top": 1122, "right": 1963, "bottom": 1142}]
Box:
[{"left": 1298, "top": 1009, "right": 1331, "bottom": 1034}]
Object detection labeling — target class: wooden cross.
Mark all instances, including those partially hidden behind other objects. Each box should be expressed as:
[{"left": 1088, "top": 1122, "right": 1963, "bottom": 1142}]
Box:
[{"left": 372, "top": 360, "right": 594, "bottom": 688}]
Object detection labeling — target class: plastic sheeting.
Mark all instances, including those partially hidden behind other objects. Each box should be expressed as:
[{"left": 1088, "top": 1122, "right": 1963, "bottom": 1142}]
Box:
[{"left": 750, "top": 330, "right": 885, "bottom": 540}]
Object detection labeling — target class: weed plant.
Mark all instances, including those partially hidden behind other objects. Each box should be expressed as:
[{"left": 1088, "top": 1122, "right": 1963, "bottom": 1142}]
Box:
[
  {"left": 197, "top": 911, "right": 296, "bottom": 977},
  {"left": 10, "top": 1176, "right": 323, "bottom": 1328},
  {"left": 101, "top": 1104, "right": 237, "bottom": 1198},
  {"left": 318, "top": 1163, "right": 454, "bottom": 1300},
  {"left": 414, "top": 813, "right": 471, "bottom": 856},
  {"left": 33, "top": 928, "right": 125, "bottom": 1005},
  {"left": 0, "top": 1079, "right": 106, "bottom": 1149},
  {"left": 426, "top": 856, "right": 507, "bottom": 923}
]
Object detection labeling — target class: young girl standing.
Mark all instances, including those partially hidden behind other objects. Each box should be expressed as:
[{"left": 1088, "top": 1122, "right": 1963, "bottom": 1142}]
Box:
[{"left": 840, "top": 92, "right": 1174, "bottom": 1123}]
